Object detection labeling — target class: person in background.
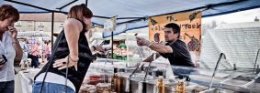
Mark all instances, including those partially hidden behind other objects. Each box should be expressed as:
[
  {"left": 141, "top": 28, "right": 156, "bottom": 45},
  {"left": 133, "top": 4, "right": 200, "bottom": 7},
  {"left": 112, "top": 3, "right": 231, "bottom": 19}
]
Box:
[
  {"left": 19, "top": 38, "right": 29, "bottom": 68},
  {"left": 30, "top": 42, "right": 40, "bottom": 68},
  {"left": 118, "top": 41, "right": 127, "bottom": 60},
  {"left": 92, "top": 45, "right": 106, "bottom": 58},
  {"left": 33, "top": 4, "right": 94, "bottom": 93},
  {"left": 91, "top": 40, "right": 111, "bottom": 58},
  {"left": 0, "top": 4, "right": 23, "bottom": 93},
  {"left": 43, "top": 41, "right": 51, "bottom": 63}
]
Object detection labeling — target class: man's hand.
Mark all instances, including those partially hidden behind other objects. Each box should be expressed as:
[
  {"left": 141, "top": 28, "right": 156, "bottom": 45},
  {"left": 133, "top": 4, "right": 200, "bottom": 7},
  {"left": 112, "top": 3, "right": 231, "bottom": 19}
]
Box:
[
  {"left": 53, "top": 56, "right": 78, "bottom": 71},
  {"left": 136, "top": 37, "right": 150, "bottom": 47}
]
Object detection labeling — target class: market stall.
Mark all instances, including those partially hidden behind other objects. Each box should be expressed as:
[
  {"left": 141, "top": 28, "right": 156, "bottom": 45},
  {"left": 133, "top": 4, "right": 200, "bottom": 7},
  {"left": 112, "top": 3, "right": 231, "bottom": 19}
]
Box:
[{"left": 1, "top": 0, "right": 260, "bottom": 93}]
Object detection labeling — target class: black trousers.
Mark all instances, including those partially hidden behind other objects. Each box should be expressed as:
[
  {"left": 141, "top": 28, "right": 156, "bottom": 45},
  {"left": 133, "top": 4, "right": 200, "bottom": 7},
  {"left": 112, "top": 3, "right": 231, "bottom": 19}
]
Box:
[
  {"left": 29, "top": 54, "right": 39, "bottom": 68},
  {"left": 0, "top": 80, "right": 14, "bottom": 93}
]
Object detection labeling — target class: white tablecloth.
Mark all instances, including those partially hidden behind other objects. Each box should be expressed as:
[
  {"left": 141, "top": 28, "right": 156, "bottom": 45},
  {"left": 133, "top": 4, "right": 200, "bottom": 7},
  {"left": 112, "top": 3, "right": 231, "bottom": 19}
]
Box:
[{"left": 15, "top": 68, "right": 40, "bottom": 93}]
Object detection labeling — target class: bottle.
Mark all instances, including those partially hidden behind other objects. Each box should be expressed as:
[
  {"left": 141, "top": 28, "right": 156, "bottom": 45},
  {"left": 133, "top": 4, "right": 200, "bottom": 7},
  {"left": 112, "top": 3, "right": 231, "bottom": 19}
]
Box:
[
  {"left": 156, "top": 76, "right": 165, "bottom": 93},
  {"left": 111, "top": 68, "right": 118, "bottom": 92},
  {"left": 175, "top": 78, "right": 186, "bottom": 93},
  {"left": 124, "top": 78, "right": 131, "bottom": 93},
  {"left": 116, "top": 76, "right": 124, "bottom": 93}
]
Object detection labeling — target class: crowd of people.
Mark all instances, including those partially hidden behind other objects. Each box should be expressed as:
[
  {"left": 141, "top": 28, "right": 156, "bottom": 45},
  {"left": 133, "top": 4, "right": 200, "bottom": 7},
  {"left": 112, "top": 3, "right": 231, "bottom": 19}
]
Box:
[{"left": 19, "top": 39, "right": 52, "bottom": 68}]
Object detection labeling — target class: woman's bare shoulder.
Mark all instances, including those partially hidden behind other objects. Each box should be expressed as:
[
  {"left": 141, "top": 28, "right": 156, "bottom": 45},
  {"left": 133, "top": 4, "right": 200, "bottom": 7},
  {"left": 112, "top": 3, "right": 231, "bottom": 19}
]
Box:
[
  {"left": 64, "top": 18, "right": 82, "bottom": 29},
  {"left": 65, "top": 18, "right": 80, "bottom": 24}
]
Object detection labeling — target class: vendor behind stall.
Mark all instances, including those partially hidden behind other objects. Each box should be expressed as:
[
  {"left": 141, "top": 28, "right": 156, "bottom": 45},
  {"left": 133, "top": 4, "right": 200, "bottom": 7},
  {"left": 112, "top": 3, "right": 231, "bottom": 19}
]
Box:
[{"left": 136, "top": 23, "right": 195, "bottom": 76}]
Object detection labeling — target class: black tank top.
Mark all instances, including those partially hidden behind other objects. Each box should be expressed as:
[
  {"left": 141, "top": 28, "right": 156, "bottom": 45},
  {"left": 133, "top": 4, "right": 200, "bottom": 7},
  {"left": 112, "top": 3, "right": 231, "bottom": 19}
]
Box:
[{"left": 35, "top": 19, "right": 94, "bottom": 93}]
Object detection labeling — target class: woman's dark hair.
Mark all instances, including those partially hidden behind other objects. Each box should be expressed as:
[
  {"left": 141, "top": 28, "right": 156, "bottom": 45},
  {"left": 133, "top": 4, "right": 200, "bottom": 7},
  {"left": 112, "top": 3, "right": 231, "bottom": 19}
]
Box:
[{"left": 67, "top": 4, "right": 93, "bottom": 21}]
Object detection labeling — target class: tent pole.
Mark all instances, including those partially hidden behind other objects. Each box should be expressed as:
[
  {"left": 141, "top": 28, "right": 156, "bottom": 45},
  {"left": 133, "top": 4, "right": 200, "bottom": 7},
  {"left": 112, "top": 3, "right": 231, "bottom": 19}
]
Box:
[
  {"left": 86, "top": 0, "right": 88, "bottom": 6},
  {"left": 150, "top": 0, "right": 246, "bottom": 17},
  {"left": 111, "top": 31, "right": 114, "bottom": 59},
  {"left": 117, "top": 17, "right": 145, "bottom": 25},
  {"left": 51, "top": 12, "right": 54, "bottom": 49}
]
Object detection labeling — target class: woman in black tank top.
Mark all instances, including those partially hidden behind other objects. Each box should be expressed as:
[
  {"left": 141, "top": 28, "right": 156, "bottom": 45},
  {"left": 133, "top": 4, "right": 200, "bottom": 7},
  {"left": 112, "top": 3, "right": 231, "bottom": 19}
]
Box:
[{"left": 32, "top": 4, "right": 94, "bottom": 93}]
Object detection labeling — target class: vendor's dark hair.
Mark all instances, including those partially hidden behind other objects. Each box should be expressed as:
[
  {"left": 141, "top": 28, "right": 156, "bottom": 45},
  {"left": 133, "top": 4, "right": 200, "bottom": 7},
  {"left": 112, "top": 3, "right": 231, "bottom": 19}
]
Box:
[{"left": 165, "top": 23, "right": 180, "bottom": 38}]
